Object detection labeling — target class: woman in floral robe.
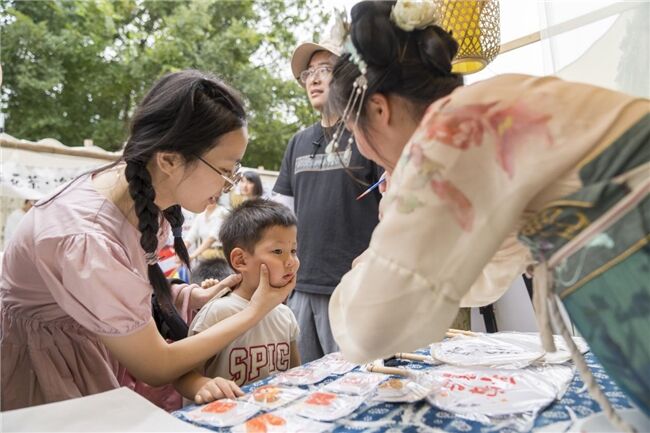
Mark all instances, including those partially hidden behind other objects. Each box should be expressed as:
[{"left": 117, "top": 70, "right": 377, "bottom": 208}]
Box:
[{"left": 326, "top": 0, "right": 650, "bottom": 418}]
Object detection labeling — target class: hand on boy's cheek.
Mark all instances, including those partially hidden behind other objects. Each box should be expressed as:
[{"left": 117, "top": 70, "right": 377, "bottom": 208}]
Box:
[
  {"left": 263, "top": 261, "right": 298, "bottom": 289},
  {"left": 265, "top": 265, "right": 283, "bottom": 289}
]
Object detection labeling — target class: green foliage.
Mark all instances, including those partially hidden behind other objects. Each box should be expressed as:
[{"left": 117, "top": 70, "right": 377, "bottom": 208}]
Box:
[{"left": 0, "top": 0, "right": 326, "bottom": 170}]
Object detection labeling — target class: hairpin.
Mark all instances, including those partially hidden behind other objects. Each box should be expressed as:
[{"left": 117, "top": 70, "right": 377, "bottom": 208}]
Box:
[{"left": 327, "top": 34, "right": 369, "bottom": 154}]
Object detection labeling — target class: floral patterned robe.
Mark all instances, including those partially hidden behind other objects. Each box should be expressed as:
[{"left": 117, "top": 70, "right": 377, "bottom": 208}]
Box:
[{"left": 329, "top": 74, "right": 649, "bottom": 413}]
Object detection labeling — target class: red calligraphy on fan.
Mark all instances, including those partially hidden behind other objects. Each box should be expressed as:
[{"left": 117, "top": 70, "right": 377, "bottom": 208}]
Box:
[{"left": 441, "top": 373, "right": 517, "bottom": 398}]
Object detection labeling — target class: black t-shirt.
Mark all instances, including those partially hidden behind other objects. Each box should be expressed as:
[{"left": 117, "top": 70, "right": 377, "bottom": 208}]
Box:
[{"left": 273, "top": 122, "right": 382, "bottom": 295}]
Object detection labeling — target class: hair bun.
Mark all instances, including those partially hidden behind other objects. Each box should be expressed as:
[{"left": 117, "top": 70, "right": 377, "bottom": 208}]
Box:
[
  {"left": 350, "top": 1, "right": 398, "bottom": 67},
  {"left": 415, "top": 26, "right": 459, "bottom": 76}
]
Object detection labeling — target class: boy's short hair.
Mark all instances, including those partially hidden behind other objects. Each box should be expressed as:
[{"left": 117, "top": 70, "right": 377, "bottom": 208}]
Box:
[
  {"left": 190, "top": 257, "right": 233, "bottom": 284},
  {"left": 219, "top": 198, "right": 297, "bottom": 268}
]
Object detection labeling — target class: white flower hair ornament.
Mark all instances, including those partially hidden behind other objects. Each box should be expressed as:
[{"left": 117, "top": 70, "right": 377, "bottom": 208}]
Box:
[
  {"left": 328, "top": 8, "right": 350, "bottom": 47},
  {"left": 390, "top": 0, "right": 438, "bottom": 32}
]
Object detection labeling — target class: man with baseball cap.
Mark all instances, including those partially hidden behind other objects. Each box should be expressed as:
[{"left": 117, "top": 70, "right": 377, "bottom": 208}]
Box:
[{"left": 272, "top": 39, "right": 383, "bottom": 363}]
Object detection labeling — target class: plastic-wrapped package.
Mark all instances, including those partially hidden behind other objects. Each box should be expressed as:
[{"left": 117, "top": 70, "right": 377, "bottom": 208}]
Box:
[
  {"left": 240, "top": 385, "right": 308, "bottom": 410},
  {"left": 182, "top": 399, "right": 260, "bottom": 427},
  {"left": 309, "top": 352, "right": 357, "bottom": 375},
  {"left": 526, "top": 364, "right": 575, "bottom": 399},
  {"left": 288, "top": 391, "right": 365, "bottom": 422},
  {"left": 478, "top": 332, "right": 590, "bottom": 364},
  {"left": 431, "top": 333, "right": 545, "bottom": 369},
  {"left": 231, "top": 409, "right": 332, "bottom": 433},
  {"left": 271, "top": 366, "right": 332, "bottom": 386},
  {"left": 426, "top": 366, "right": 557, "bottom": 416},
  {"left": 371, "top": 376, "right": 435, "bottom": 403},
  {"left": 425, "top": 366, "right": 560, "bottom": 431},
  {"left": 323, "top": 372, "right": 388, "bottom": 395}
]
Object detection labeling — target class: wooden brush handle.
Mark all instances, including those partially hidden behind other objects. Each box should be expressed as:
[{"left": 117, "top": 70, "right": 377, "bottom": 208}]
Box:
[
  {"left": 447, "top": 328, "right": 477, "bottom": 336},
  {"left": 366, "top": 364, "right": 411, "bottom": 377},
  {"left": 395, "top": 352, "right": 430, "bottom": 362}
]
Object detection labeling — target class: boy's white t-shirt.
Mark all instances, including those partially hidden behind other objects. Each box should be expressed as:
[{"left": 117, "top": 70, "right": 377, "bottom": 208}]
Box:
[{"left": 189, "top": 292, "right": 299, "bottom": 386}]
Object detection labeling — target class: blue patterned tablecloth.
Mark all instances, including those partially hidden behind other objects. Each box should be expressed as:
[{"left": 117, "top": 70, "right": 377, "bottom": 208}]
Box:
[{"left": 173, "top": 349, "right": 633, "bottom": 433}]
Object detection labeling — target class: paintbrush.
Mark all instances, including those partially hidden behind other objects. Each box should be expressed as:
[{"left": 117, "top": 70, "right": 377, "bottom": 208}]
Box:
[{"left": 356, "top": 173, "right": 387, "bottom": 200}]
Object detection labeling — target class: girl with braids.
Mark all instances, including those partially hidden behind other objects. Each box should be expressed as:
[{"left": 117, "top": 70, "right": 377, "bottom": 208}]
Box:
[
  {"left": 0, "top": 70, "right": 296, "bottom": 410},
  {"left": 327, "top": 0, "right": 649, "bottom": 424}
]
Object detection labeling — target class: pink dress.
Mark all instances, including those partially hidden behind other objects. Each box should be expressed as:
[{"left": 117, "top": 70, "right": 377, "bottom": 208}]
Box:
[{"left": 0, "top": 176, "right": 188, "bottom": 411}]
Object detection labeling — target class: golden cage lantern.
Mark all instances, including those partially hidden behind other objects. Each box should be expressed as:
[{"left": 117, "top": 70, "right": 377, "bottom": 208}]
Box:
[{"left": 435, "top": 0, "right": 501, "bottom": 74}]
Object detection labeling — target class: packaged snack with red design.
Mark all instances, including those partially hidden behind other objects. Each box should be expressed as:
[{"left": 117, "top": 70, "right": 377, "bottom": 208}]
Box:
[
  {"left": 183, "top": 399, "right": 260, "bottom": 427},
  {"left": 231, "top": 409, "right": 331, "bottom": 433},
  {"left": 271, "top": 366, "right": 331, "bottom": 386},
  {"left": 323, "top": 372, "right": 388, "bottom": 395},
  {"left": 309, "top": 352, "right": 357, "bottom": 375},
  {"left": 372, "top": 376, "right": 435, "bottom": 403},
  {"left": 289, "top": 391, "right": 365, "bottom": 421},
  {"left": 241, "top": 384, "right": 307, "bottom": 410}
]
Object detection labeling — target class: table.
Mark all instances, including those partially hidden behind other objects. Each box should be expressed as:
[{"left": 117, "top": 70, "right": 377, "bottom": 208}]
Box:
[
  {"left": 173, "top": 350, "right": 634, "bottom": 433},
  {"left": 1, "top": 387, "right": 208, "bottom": 432}
]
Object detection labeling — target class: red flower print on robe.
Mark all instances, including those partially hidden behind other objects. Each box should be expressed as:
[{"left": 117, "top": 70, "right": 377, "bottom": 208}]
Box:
[
  {"left": 488, "top": 101, "right": 553, "bottom": 178},
  {"left": 431, "top": 179, "right": 475, "bottom": 231},
  {"left": 425, "top": 103, "right": 497, "bottom": 150},
  {"left": 424, "top": 101, "right": 552, "bottom": 178},
  {"left": 404, "top": 141, "right": 445, "bottom": 189}
]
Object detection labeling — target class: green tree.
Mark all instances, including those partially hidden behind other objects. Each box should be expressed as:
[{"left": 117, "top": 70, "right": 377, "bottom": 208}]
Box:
[{"left": 0, "top": 0, "right": 327, "bottom": 170}]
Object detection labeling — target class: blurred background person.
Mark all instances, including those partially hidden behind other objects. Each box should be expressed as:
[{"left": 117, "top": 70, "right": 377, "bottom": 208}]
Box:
[
  {"left": 240, "top": 171, "right": 264, "bottom": 200},
  {"left": 185, "top": 195, "right": 229, "bottom": 264},
  {"left": 230, "top": 170, "right": 264, "bottom": 208}
]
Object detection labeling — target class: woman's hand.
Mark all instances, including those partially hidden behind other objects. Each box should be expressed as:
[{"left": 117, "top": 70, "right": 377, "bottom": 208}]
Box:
[
  {"left": 189, "top": 274, "right": 243, "bottom": 310},
  {"left": 379, "top": 172, "right": 390, "bottom": 194},
  {"left": 351, "top": 249, "right": 370, "bottom": 269},
  {"left": 201, "top": 278, "right": 220, "bottom": 289},
  {"left": 194, "top": 377, "right": 244, "bottom": 404},
  {"left": 378, "top": 172, "right": 391, "bottom": 221},
  {"left": 248, "top": 264, "right": 295, "bottom": 318}
]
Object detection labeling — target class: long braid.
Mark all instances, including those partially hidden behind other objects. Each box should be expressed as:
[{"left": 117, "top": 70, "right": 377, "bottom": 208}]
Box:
[
  {"left": 125, "top": 161, "right": 160, "bottom": 260},
  {"left": 162, "top": 205, "right": 191, "bottom": 270},
  {"left": 125, "top": 160, "right": 189, "bottom": 340}
]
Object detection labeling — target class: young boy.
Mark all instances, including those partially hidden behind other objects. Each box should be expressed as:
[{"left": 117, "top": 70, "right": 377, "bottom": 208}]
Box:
[{"left": 188, "top": 198, "right": 301, "bottom": 387}]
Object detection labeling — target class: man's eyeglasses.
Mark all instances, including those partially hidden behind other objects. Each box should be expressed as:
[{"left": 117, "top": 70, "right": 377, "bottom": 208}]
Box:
[
  {"left": 196, "top": 156, "right": 242, "bottom": 193},
  {"left": 299, "top": 65, "right": 333, "bottom": 85}
]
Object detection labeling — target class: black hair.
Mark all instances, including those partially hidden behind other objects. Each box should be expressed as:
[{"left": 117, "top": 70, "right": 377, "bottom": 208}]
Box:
[
  {"left": 190, "top": 257, "right": 234, "bottom": 284},
  {"left": 38, "top": 70, "right": 246, "bottom": 340},
  {"left": 219, "top": 198, "right": 297, "bottom": 269},
  {"left": 242, "top": 171, "right": 264, "bottom": 198},
  {"left": 327, "top": 1, "right": 464, "bottom": 157}
]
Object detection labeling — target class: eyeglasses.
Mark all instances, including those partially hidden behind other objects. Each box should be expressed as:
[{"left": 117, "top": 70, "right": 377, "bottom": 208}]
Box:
[
  {"left": 299, "top": 65, "right": 333, "bottom": 85},
  {"left": 196, "top": 156, "right": 242, "bottom": 193}
]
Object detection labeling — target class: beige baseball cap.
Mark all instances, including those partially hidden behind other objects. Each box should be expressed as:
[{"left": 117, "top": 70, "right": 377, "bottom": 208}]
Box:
[{"left": 290, "top": 39, "right": 342, "bottom": 86}]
